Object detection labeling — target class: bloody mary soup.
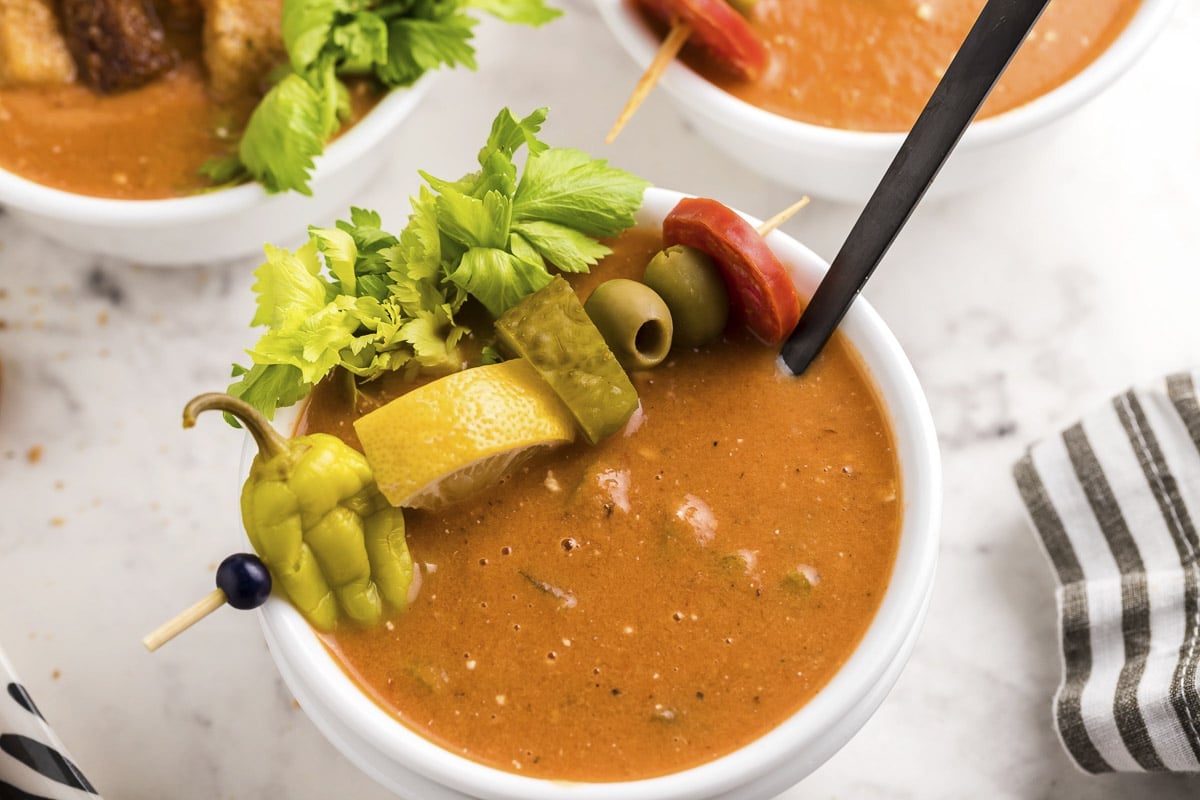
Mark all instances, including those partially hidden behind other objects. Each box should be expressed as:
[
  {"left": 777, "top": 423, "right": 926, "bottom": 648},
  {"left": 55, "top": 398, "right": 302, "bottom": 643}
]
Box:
[
  {"left": 0, "top": 70, "right": 379, "bottom": 199},
  {"left": 0, "top": 4, "right": 379, "bottom": 200},
  {"left": 298, "top": 227, "right": 902, "bottom": 781},
  {"left": 670, "top": 0, "right": 1141, "bottom": 133},
  {"left": 0, "top": 60, "right": 240, "bottom": 200}
]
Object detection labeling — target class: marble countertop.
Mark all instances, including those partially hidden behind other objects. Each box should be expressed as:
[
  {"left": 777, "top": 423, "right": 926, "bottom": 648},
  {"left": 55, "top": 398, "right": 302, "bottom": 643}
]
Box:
[{"left": 2, "top": 2, "right": 1199, "bottom": 797}]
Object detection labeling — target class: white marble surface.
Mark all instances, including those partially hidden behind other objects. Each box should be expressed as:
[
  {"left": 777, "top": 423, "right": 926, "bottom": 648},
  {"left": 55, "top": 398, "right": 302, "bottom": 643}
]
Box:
[{"left": 2, "top": 2, "right": 1199, "bottom": 797}]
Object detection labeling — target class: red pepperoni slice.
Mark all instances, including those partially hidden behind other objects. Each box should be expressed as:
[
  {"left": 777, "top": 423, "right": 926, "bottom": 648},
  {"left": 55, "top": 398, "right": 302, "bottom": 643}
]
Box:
[
  {"left": 634, "top": 0, "right": 769, "bottom": 81},
  {"left": 663, "top": 197, "right": 801, "bottom": 345}
]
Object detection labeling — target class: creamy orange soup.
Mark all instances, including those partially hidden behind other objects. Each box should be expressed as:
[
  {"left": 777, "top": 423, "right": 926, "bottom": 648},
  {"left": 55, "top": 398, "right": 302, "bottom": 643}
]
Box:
[
  {"left": 0, "top": 62, "right": 237, "bottom": 200},
  {"left": 300, "top": 228, "right": 902, "bottom": 781},
  {"left": 0, "top": 35, "right": 378, "bottom": 199},
  {"left": 667, "top": 0, "right": 1141, "bottom": 132}
]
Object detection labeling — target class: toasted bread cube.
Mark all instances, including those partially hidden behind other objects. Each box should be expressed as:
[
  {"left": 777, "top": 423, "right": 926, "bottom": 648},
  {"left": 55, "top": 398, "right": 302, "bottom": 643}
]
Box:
[
  {"left": 60, "top": 0, "right": 174, "bottom": 93},
  {"left": 0, "top": 0, "right": 76, "bottom": 87},
  {"left": 202, "top": 0, "right": 285, "bottom": 103},
  {"left": 156, "top": 0, "right": 204, "bottom": 29}
]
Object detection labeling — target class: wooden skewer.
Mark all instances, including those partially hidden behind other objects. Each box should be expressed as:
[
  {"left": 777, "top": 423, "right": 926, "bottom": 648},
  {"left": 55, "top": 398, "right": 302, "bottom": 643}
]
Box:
[
  {"left": 606, "top": 21, "right": 692, "bottom": 144},
  {"left": 143, "top": 588, "right": 226, "bottom": 652},
  {"left": 756, "top": 196, "right": 811, "bottom": 236}
]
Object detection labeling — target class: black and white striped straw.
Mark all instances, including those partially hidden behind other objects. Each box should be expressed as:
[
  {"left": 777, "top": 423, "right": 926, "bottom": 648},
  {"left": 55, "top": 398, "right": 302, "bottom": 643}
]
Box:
[
  {"left": 1014, "top": 370, "right": 1200, "bottom": 772},
  {"left": 0, "top": 648, "right": 101, "bottom": 799}
]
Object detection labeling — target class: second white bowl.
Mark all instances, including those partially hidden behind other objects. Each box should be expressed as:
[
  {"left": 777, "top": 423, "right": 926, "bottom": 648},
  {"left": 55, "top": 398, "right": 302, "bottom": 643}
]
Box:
[{"left": 596, "top": 0, "right": 1179, "bottom": 203}]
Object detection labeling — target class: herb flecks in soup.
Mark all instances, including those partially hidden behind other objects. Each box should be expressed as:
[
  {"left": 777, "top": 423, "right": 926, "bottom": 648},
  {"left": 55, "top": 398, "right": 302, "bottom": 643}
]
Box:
[
  {"left": 670, "top": 0, "right": 1141, "bottom": 132},
  {"left": 306, "top": 229, "right": 902, "bottom": 781}
]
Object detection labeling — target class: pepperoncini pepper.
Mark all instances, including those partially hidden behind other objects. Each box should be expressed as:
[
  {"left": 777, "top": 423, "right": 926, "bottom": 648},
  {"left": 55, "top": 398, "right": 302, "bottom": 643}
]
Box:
[{"left": 183, "top": 393, "right": 413, "bottom": 631}]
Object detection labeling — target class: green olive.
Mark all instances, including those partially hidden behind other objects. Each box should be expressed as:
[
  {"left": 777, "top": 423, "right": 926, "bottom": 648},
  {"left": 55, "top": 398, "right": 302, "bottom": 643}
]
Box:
[
  {"left": 583, "top": 279, "right": 674, "bottom": 371},
  {"left": 642, "top": 245, "right": 729, "bottom": 349},
  {"left": 727, "top": 0, "right": 756, "bottom": 17}
]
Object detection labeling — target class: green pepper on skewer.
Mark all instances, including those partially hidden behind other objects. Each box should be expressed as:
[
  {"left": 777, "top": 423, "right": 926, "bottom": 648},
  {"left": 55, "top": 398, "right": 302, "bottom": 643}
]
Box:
[{"left": 183, "top": 393, "right": 413, "bottom": 631}]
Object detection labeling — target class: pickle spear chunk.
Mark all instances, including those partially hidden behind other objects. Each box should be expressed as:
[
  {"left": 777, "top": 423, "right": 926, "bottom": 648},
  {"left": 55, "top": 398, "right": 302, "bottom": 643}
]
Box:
[{"left": 495, "top": 276, "right": 639, "bottom": 444}]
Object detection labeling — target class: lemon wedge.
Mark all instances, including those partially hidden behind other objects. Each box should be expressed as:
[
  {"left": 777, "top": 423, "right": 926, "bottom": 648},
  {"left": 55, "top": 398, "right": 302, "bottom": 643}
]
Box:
[{"left": 354, "top": 359, "right": 576, "bottom": 510}]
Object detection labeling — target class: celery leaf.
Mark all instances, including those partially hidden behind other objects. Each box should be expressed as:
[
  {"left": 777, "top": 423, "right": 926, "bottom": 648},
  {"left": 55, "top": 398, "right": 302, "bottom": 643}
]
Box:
[
  {"left": 511, "top": 220, "right": 611, "bottom": 273},
  {"left": 228, "top": 107, "right": 647, "bottom": 422},
  {"left": 215, "top": 0, "right": 562, "bottom": 195},
  {"left": 514, "top": 148, "right": 648, "bottom": 236},
  {"left": 449, "top": 247, "right": 554, "bottom": 317},
  {"left": 378, "top": 15, "right": 478, "bottom": 87},
  {"left": 466, "top": 0, "right": 561, "bottom": 26},
  {"left": 250, "top": 241, "right": 331, "bottom": 328},
  {"left": 228, "top": 363, "right": 311, "bottom": 422},
  {"left": 436, "top": 189, "right": 513, "bottom": 250},
  {"left": 282, "top": 0, "right": 341, "bottom": 74},
  {"left": 238, "top": 73, "right": 328, "bottom": 196}
]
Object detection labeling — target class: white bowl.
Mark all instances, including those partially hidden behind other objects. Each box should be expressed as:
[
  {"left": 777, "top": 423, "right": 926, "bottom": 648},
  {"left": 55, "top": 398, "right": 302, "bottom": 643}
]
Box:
[
  {"left": 596, "top": 0, "right": 1179, "bottom": 203},
  {"left": 0, "top": 75, "right": 435, "bottom": 267},
  {"left": 249, "top": 186, "right": 942, "bottom": 799}
]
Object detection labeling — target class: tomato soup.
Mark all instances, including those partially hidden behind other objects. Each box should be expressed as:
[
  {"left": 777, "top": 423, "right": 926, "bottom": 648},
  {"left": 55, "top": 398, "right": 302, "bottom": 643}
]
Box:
[
  {"left": 0, "top": 63, "right": 234, "bottom": 199},
  {"left": 301, "top": 229, "right": 902, "bottom": 781},
  {"left": 672, "top": 0, "right": 1141, "bottom": 132},
  {"left": 0, "top": 25, "right": 378, "bottom": 199}
]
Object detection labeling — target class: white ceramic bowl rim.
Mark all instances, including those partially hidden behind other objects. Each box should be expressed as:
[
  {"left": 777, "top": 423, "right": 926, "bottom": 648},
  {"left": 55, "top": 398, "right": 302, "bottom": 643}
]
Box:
[
  {"left": 0, "top": 76, "right": 430, "bottom": 225},
  {"left": 256, "top": 186, "right": 943, "bottom": 799},
  {"left": 597, "top": 0, "right": 1180, "bottom": 151}
]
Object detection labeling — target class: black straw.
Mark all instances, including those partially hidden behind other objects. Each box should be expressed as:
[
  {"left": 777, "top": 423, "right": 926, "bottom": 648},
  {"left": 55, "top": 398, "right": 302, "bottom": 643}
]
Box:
[{"left": 780, "top": 0, "right": 1052, "bottom": 375}]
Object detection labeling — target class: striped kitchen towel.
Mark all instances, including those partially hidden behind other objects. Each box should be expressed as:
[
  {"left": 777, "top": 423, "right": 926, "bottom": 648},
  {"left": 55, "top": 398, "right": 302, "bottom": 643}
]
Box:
[{"left": 1013, "top": 370, "right": 1200, "bottom": 773}]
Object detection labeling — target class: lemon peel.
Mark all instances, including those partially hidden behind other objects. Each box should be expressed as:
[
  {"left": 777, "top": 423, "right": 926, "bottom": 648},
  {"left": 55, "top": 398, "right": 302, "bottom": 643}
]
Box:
[{"left": 354, "top": 359, "right": 575, "bottom": 509}]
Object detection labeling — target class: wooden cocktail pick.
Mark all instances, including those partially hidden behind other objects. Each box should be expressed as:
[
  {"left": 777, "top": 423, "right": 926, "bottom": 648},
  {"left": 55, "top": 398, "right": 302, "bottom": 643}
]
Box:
[
  {"left": 143, "top": 553, "right": 272, "bottom": 652},
  {"left": 757, "top": 196, "right": 810, "bottom": 236},
  {"left": 606, "top": 0, "right": 768, "bottom": 144},
  {"left": 606, "top": 21, "right": 691, "bottom": 144}
]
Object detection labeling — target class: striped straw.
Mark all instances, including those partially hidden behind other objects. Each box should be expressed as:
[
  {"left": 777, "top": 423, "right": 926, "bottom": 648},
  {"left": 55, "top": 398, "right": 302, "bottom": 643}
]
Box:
[
  {"left": 0, "top": 648, "right": 102, "bottom": 799},
  {"left": 1014, "top": 371, "right": 1200, "bottom": 772}
]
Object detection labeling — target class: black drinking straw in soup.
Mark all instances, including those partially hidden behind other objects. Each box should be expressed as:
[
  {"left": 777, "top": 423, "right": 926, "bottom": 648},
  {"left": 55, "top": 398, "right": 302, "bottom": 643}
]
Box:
[{"left": 780, "top": 0, "right": 1053, "bottom": 376}]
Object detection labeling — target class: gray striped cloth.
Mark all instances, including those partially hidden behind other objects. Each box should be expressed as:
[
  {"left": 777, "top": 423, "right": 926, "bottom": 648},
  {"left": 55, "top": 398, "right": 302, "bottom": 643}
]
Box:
[{"left": 1014, "top": 370, "right": 1200, "bottom": 772}]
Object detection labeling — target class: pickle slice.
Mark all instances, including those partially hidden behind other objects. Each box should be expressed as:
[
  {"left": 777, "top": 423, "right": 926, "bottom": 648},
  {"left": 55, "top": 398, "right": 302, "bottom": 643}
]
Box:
[{"left": 495, "top": 276, "right": 639, "bottom": 444}]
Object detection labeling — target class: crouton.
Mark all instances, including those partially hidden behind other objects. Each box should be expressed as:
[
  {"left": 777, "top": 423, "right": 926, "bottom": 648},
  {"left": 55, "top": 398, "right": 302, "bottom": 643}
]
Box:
[
  {"left": 155, "top": 0, "right": 203, "bottom": 30},
  {"left": 202, "top": 0, "right": 286, "bottom": 103},
  {"left": 60, "top": 0, "right": 175, "bottom": 93},
  {"left": 0, "top": 0, "right": 76, "bottom": 87}
]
